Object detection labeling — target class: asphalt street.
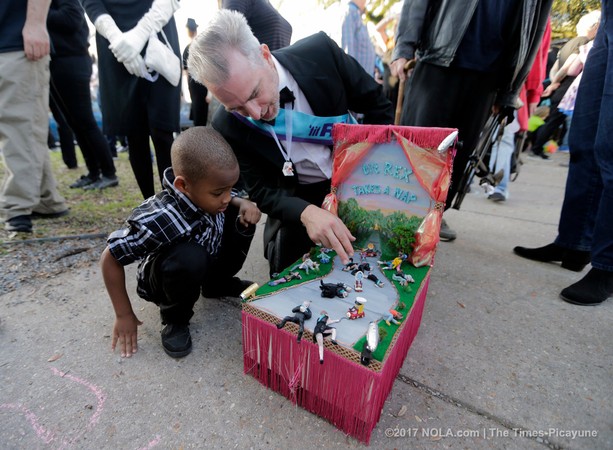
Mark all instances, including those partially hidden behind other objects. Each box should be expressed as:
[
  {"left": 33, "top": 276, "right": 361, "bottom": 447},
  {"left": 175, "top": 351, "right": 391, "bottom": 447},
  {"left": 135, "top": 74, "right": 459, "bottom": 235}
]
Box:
[{"left": 1, "top": 151, "right": 611, "bottom": 449}]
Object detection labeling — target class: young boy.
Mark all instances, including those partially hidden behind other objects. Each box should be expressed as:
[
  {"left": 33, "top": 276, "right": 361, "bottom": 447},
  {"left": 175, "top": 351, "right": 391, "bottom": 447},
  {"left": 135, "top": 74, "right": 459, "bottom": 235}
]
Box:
[
  {"left": 525, "top": 105, "right": 551, "bottom": 155},
  {"left": 100, "top": 127, "right": 261, "bottom": 359}
]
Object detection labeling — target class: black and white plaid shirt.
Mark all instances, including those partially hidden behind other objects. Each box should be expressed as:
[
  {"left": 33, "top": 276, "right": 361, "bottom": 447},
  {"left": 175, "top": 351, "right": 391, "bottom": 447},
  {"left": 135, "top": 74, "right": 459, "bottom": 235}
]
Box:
[{"left": 108, "top": 168, "right": 228, "bottom": 300}]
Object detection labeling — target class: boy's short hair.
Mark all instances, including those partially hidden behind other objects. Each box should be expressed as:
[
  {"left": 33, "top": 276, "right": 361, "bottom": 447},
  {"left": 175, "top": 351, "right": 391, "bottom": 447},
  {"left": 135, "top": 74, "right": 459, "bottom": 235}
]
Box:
[
  {"left": 534, "top": 105, "right": 550, "bottom": 119},
  {"left": 171, "top": 126, "right": 238, "bottom": 182}
]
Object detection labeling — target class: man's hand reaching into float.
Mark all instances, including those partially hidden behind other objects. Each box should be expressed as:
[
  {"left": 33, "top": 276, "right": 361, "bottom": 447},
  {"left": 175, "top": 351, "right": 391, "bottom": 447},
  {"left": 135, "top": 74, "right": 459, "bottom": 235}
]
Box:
[{"left": 300, "top": 205, "right": 355, "bottom": 264}]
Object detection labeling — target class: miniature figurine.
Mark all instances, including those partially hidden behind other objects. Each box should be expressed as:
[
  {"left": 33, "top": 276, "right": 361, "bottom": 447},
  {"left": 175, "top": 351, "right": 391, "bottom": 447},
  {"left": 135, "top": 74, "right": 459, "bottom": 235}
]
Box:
[
  {"left": 384, "top": 308, "right": 404, "bottom": 326},
  {"left": 378, "top": 253, "right": 408, "bottom": 271},
  {"left": 360, "top": 321, "right": 380, "bottom": 366},
  {"left": 268, "top": 271, "right": 302, "bottom": 286},
  {"left": 346, "top": 296, "right": 367, "bottom": 320},
  {"left": 354, "top": 270, "right": 364, "bottom": 292},
  {"left": 291, "top": 253, "right": 320, "bottom": 274},
  {"left": 342, "top": 258, "right": 359, "bottom": 272},
  {"left": 362, "top": 243, "right": 379, "bottom": 258},
  {"left": 313, "top": 311, "right": 341, "bottom": 364},
  {"left": 319, "top": 280, "right": 352, "bottom": 298},
  {"left": 276, "top": 300, "right": 312, "bottom": 343},
  {"left": 391, "top": 271, "right": 415, "bottom": 286},
  {"left": 351, "top": 263, "right": 384, "bottom": 288},
  {"left": 317, "top": 248, "right": 331, "bottom": 264},
  {"left": 359, "top": 250, "right": 368, "bottom": 262}
]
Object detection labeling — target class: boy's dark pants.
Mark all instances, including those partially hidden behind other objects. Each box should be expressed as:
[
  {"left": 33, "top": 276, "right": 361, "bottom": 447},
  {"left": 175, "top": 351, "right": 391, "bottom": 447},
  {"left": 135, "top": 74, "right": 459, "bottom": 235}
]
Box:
[{"left": 143, "top": 205, "right": 254, "bottom": 325}]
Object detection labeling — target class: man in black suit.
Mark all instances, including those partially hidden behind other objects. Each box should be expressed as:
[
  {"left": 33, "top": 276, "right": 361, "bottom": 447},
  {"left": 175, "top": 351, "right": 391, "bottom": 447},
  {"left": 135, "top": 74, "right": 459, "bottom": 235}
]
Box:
[{"left": 188, "top": 10, "right": 393, "bottom": 275}]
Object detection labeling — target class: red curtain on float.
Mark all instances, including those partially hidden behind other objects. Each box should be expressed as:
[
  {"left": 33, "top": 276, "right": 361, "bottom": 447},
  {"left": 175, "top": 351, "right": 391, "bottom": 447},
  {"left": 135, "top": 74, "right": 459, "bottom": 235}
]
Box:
[{"left": 323, "top": 124, "right": 456, "bottom": 267}]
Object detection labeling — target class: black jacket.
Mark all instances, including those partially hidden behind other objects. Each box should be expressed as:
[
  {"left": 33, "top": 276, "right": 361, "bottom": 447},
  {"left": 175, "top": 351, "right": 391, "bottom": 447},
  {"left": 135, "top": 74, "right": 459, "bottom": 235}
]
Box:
[
  {"left": 392, "top": 0, "right": 553, "bottom": 107},
  {"left": 213, "top": 32, "right": 393, "bottom": 224},
  {"left": 48, "top": 0, "right": 90, "bottom": 58}
]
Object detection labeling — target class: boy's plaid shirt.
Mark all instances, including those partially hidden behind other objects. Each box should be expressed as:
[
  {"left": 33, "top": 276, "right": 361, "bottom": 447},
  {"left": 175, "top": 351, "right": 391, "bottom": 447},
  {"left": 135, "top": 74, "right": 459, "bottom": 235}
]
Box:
[{"left": 107, "top": 168, "right": 228, "bottom": 300}]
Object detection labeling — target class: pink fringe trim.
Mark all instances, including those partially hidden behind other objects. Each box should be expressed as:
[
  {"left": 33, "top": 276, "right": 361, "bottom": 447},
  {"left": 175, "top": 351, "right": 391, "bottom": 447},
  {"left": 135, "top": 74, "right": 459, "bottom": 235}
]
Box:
[
  {"left": 332, "top": 124, "right": 457, "bottom": 149},
  {"left": 242, "top": 274, "right": 430, "bottom": 443}
]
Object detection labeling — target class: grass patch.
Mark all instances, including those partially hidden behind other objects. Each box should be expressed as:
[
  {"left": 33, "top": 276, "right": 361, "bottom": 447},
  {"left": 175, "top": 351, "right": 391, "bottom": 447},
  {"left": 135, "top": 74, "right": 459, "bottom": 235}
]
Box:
[
  {"left": 352, "top": 263, "right": 430, "bottom": 362},
  {"left": 1, "top": 148, "right": 148, "bottom": 242},
  {"left": 254, "top": 250, "right": 335, "bottom": 297}
]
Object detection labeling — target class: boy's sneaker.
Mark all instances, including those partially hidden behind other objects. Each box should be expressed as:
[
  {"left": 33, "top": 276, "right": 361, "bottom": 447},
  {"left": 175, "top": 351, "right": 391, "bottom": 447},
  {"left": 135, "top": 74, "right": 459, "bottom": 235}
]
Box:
[
  {"left": 70, "top": 174, "right": 100, "bottom": 188},
  {"left": 83, "top": 175, "right": 119, "bottom": 191},
  {"left": 161, "top": 324, "right": 192, "bottom": 358}
]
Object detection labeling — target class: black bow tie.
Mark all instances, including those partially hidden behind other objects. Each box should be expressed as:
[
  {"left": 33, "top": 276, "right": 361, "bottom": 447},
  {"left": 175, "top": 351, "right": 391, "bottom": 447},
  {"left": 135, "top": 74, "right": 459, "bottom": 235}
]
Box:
[
  {"left": 261, "top": 87, "right": 295, "bottom": 126},
  {"left": 279, "top": 87, "right": 295, "bottom": 108}
]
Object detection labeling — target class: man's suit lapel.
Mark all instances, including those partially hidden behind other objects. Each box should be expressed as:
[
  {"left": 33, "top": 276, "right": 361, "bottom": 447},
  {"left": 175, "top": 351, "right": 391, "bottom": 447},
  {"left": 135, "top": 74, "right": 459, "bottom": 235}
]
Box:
[{"left": 273, "top": 47, "right": 333, "bottom": 117}]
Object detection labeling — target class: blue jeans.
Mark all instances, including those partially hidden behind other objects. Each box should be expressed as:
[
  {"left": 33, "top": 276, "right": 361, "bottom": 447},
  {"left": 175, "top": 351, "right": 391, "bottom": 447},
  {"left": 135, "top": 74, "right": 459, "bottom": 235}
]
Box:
[
  {"left": 555, "top": 1, "right": 613, "bottom": 271},
  {"left": 489, "top": 115, "right": 519, "bottom": 198}
]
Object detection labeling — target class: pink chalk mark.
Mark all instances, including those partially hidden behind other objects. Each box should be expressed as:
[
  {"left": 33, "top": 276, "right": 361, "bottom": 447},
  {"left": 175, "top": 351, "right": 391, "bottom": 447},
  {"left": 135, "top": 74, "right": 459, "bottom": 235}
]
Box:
[
  {"left": 50, "top": 367, "right": 106, "bottom": 428},
  {"left": 3, "top": 368, "right": 159, "bottom": 449},
  {"left": 0, "top": 403, "right": 55, "bottom": 444},
  {"left": 1, "top": 368, "right": 107, "bottom": 448},
  {"left": 138, "top": 435, "right": 161, "bottom": 450}
]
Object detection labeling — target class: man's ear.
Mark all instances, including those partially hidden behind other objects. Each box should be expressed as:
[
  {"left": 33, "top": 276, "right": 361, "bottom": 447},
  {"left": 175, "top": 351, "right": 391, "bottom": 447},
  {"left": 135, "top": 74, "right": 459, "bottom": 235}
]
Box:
[
  {"left": 173, "top": 175, "right": 189, "bottom": 195},
  {"left": 261, "top": 43, "right": 272, "bottom": 63}
]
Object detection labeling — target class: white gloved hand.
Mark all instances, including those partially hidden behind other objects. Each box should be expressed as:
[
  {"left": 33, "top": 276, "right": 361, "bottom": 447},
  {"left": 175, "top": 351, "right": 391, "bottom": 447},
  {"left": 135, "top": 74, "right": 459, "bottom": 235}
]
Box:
[
  {"left": 94, "top": 14, "right": 122, "bottom": 47},
  {"left": 123, "top": 54, "right": 159, "bottom": 82},
  {"left": 110, "top": 0, "right": 179, "bottom": 63},
  {"left": 122, "top": 54, "right": 147, "bottom": 77}
]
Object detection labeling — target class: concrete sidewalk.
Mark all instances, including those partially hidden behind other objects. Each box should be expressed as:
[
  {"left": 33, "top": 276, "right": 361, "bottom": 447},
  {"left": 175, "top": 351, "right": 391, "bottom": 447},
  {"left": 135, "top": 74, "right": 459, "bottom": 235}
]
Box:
[{"left": 1, "top": 151, "right": 611, "bottom": 449}]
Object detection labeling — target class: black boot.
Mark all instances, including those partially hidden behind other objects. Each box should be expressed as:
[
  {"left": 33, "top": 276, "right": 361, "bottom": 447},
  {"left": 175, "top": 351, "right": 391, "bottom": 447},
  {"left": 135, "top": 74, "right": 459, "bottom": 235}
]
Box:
[
  {"left": 560, "top": 268, "right": 613, "bottom": 305},
  {"left": 513, "top": 243, "right": 590, "bottom": 272}
]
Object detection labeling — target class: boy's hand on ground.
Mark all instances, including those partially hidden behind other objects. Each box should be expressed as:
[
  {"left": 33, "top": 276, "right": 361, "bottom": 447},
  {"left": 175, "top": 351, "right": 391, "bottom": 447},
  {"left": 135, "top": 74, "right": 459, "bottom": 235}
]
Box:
[
  {"left": 237, "top": 200, "right": 261, "bottom": 227},
  {"left": 300, "top": 205, "right": 355, "bottom": 264},
  {"left": 112, "top": 314, "right": 143, "bottom": 358}
]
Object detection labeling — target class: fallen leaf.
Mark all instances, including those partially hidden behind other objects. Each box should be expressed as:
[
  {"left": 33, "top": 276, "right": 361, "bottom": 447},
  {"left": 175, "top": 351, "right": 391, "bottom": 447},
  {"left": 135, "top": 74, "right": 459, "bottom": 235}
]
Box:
[
  {"left": 457, "top": 301, "right": 465, "bottom": 308},
  {"left": 431, "top": 435, "right": 442, "bottom": 441},
  {"left": 397, "top": 405, "right": 407, "bottom": 417},
  {"left": 47, "top": 353, "right": 63, "bottom": 362}
]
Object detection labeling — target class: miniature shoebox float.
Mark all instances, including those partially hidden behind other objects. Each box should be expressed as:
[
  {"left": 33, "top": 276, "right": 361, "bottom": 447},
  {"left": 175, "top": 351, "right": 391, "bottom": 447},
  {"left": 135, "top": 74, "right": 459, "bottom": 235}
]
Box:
[{"left": 241, "top": 124, "right": 457, "bottom": 443}]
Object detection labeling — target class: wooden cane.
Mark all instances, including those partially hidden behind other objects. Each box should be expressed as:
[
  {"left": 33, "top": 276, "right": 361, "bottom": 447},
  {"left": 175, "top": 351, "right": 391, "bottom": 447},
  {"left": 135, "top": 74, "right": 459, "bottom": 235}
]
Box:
[{"left": 394, "top": 59, "right": 416, "bottom": 125}]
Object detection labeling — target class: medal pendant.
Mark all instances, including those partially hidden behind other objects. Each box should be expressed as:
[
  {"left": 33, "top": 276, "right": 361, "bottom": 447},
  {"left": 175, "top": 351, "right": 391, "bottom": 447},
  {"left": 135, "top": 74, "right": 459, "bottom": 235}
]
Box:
[{"left": 282, "top": 161, "right": 294, "bottom": 176}]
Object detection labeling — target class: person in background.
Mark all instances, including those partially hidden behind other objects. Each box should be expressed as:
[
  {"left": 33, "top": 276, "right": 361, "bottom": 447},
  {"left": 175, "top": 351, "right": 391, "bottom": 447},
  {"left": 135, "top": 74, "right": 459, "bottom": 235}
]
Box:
[
  {"left": 0, "top": 0, "right": 69, "bottom": 233},
  {"left": 48, "top": 0, "right": 119, "bottom": 190},
  {"left": 487, "top": 18, "right": 552, "bottom": 203},
  {"left": 48, "top": 100, "right": 77, "bottom": 169},
  {"left": 390, "top": 0, "right": 552, "bottom": 241},
  {"left": 82, "top": 0, "right": 181, "bottom": 199},
  {"left": 342, "top": 0, "right": 377, "bottom": 78},
  {"left": 221, "top": 0, "right": 292, "bottom": 51},
  {"left": 514, "top": 1, "right": 613, "bottom": 306},
  {"left": 525, "top": 105, "right": 550, "bottom": 154},
  {"left": 182, "top": 18, "right": 209, "bottom": 126},
  {"left": 531, "top": 10, "right": 601, "bottom": 159}
]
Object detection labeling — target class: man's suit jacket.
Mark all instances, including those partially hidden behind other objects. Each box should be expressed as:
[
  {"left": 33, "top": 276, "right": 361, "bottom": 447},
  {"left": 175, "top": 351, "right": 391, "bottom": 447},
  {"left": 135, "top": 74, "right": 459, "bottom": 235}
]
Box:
[{"left": 213, "top": 31, "right": 393, "bottom": 225}]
